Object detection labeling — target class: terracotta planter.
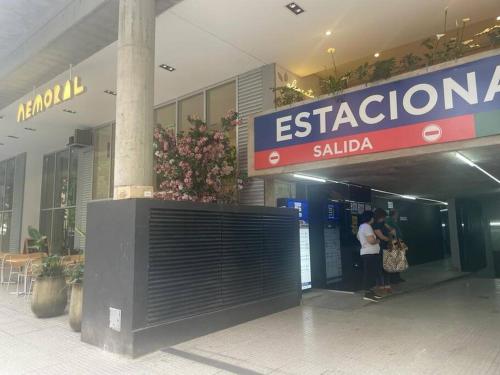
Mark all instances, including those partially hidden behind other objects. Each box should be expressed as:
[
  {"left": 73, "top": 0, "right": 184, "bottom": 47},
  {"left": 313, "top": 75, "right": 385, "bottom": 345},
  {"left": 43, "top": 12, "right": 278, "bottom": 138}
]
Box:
[
  {"left": 31, "top": 276, "right": 68, "bottom": 318},
  {"left": 69, "top": 283, "right": 83, "bottom": 332}
]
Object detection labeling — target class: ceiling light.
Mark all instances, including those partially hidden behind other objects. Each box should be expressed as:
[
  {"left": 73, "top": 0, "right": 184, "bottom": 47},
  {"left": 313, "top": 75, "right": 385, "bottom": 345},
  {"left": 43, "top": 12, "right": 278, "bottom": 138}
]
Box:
[
  {"left": 491, "top": 222, "right": 500, "bottom": 227},
  {"left": 159, "top": 64, "right": 175, "bottom": 72},
  {"left": 286, "top": 2, "right": 304, "bottom": 15},
  {"left": 104, "top": 89, "right": 117, "bottom": 96},
  {"left": 327, "top": 47, "right": 336, "bottom": 54},
  {"left": 63, "top": 109, "right": 77, "bottom": 114},
  {"left": 440, "top": 209, "right": 448, "bottom": 212},
  {"left": 374, "top": 52, "right": 380, "bottom": 58},
  {"left": 7, "top": 135, "right": 19, "bottom": 139},
  {"left": 325, "top": 30, "right": 332, "bottom": 36},
  {"left": 292, "top": 173, "right": 326, "bottom": 183},
  {"left": 497, "top": 16, "right": 500, "bottom": 21},
  {"left": 24, "top": 127, "right": 36, "bottom": 131},
  {"left": 401, "top": 195, "right": 417, "bottom": 200},
  {"left": 455, "top": 152, "right": 500, "bottom": 184}
]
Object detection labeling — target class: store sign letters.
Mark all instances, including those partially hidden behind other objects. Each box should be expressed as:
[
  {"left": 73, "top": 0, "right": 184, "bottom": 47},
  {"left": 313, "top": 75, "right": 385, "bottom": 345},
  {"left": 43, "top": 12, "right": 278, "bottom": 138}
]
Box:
[
  {"left": 253, "top": 54, "right": 500, "bottom": 170},
  {"left": 17, "top": 76, "right": 86, "bottom": 123}
]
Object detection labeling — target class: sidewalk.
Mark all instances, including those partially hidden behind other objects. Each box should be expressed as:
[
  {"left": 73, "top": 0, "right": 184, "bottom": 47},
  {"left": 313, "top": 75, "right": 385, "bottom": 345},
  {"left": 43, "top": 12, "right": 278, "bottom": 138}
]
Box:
[{"left": 1, "top": 277, "right": 500, "bottom": 374}]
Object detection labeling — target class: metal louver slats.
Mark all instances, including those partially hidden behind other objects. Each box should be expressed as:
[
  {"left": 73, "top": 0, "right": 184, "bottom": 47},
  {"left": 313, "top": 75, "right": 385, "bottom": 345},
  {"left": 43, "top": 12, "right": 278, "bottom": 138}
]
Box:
[{"left": 147, "top": 207, "right": 299, "bottom": 325}]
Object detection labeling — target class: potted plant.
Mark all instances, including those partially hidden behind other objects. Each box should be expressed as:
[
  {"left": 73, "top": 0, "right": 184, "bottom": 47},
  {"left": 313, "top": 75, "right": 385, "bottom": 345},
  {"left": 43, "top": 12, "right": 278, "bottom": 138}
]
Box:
[
  {"left": 66, "top": 262, "right": 84, "bottom": 332},
  {"left": 31, "top": 255, "right": 67, "bottom": 318},
  {"left": 27, "top": 226, "right": 48, "bottom": 253}
]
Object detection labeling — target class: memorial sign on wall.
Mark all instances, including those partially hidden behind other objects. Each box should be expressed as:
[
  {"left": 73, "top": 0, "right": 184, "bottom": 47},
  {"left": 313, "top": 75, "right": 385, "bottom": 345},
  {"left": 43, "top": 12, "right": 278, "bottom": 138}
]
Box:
[
  {"left": 17, "top": 76, "right": 86, "bottom": 123},
  {"left": 251, "top": 54, "right": 500, "bottom": 173}
]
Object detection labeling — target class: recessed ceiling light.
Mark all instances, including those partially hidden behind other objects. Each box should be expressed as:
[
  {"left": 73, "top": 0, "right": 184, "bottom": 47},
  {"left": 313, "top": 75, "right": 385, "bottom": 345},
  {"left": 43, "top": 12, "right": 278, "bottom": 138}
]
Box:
[
  {"left": 159, "top": 64, "right": 175, "bottom": 72},
  {"left": 7, "top": 135, "right": 19, "bottom": 139},
  {"left": 374, "top": 52, "right": 380, "bottom": 58},
  {"left": 63, "top": 109, "right": 77, "bottom": 114},
  {"left": 286, "top": 2, "right": 304, "bottom": 15},
  {"left": 24, "top": 127, "right": 36, "bottom": 131},
  {"left": 497, "top": 16, "right": 500, "bottom": 21},
  {"left": 325, "top": 30, "right": 332, "bottom": 36},
  {"left": 104, "top": 89, "right": 117, "bottom": 96}
]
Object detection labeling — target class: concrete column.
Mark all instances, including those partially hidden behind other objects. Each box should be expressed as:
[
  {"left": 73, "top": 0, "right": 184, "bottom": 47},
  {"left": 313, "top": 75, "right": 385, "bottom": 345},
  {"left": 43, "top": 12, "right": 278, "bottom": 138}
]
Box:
[{"left": 113, "top": 0, "right": 155, "bottom": 199}]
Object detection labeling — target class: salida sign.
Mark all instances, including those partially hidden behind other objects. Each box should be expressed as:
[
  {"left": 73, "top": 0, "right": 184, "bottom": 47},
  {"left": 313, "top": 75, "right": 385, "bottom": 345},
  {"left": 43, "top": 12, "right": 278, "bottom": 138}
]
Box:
[{"left": 253, "top": 54, "right": 500, "bottom": 171}]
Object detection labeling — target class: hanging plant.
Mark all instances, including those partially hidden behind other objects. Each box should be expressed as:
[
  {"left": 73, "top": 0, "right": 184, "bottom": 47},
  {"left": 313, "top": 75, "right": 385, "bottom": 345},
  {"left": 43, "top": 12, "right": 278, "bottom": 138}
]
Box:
[
  {"left": 272, "top": 86, "right": 305, "bottom": 107},
  {"left": 355, "top": 62, "right": 370, "bottom": 85},
  {"left": 371, "top": 58, "right": 396, "bottom": 81},
  {"left": 153, "top": 111, "right": 244, "bottom": 204}
]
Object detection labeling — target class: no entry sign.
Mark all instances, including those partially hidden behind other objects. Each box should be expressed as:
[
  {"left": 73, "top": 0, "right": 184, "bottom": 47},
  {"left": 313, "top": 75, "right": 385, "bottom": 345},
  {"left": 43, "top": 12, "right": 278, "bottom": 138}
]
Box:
[{"left": 252, "top": 54, "right": 500, "bottom": 172}]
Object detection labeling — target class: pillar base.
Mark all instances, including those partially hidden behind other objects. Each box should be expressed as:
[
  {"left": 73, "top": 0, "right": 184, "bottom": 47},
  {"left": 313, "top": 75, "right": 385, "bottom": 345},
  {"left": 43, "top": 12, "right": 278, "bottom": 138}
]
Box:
[{"left": 114, "top": 185, "right": 153, "bottom": 200}]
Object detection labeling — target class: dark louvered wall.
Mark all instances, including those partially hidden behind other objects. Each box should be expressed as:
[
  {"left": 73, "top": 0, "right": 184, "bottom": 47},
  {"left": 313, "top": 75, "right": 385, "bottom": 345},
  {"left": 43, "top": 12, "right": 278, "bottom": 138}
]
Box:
[{"left": 148, "top": 208, "right": 299, "bottom": 325}]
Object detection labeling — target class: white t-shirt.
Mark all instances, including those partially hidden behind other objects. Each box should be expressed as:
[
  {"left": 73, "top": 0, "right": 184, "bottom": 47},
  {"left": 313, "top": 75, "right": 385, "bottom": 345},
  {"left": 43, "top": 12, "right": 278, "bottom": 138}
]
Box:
[{"left": 358, "top": 223, "right": 380, "bottom": 255}]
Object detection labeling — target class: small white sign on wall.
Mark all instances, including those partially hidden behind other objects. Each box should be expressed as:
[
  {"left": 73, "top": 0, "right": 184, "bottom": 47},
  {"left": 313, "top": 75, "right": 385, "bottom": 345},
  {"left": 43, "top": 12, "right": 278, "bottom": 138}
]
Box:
[
  {"left": 388, "top": 201, "right": 394, "bottom": 209},
  {"left": 400, "top": 217, "right": 408, "bottom": 222},
  {"left": 109, "top": 307, "right": 122, "bottom": 332}
]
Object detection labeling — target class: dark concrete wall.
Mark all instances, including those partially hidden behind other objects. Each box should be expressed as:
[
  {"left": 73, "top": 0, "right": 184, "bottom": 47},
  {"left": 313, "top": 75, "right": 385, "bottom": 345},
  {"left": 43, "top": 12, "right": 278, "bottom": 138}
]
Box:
[{"left": 82, "top": 199, "right": 301, "bottom": 357}]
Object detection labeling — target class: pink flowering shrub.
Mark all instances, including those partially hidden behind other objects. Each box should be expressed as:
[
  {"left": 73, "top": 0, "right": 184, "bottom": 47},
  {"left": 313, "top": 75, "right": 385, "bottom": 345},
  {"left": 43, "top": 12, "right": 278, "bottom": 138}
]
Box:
[{"left": 154, "top": 110, "right": 244, "bottom": 203}]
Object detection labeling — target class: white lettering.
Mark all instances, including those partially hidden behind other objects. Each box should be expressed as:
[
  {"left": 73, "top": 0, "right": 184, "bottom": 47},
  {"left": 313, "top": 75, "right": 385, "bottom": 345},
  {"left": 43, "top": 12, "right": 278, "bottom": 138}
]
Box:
[
  {"left": 359, "top": 94, "right": 385, "bottom": 125},
  {"left": 349, "top": 139, "right": 361, "bottom": 152},
  {"left": 276, "top": 115, "right": 292, "bottom": 142},
  {"left": 403, "top": 83, "right": 438, "bottom": 115},
  {"left": 324, "top": 144, "right": 333, "bottom": 156},
  {"left": 313, "top": 145, "right": 322, "bottom": 157},
  {"left": 389, "top": 90, "right": 398, "bottom": 120},
  {"left": 294, "top": 112, "right": 312, "bottom": 138},
  {"left": 485, "top": 65, "right": 500, "bottom": 102},
  {"left": 361, "top": 137, "right": 373, "bottom": 150},
  {"left": 332, "top": 102, "right": 359, "bottom": 131},
  {"left": 443, "top": 72, "right": 478, "bottom": 109},
  {"left": 313, "top": 106, "right": 333, "bottom": 133}
]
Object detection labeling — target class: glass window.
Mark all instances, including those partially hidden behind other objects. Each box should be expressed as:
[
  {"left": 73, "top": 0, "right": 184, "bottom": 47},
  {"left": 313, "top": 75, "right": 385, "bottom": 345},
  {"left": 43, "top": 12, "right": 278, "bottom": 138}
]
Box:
[
  {"left": 54, "top": 150, "right": 69, "bottom": 208},
  {"left": 41, "top": 154, "right": 55, "bottom": 209},
  {"left": 0, "top": 162, "right": 5, "bottom": 211},
  {"left": 4, "top": 159, "right": 15, "bottom": 211},
  {"left": 207, "top": 81, "right": 237, "bottom": 145},
  {"left": 156, "top": 103, "right": 176, "bottom": 132},
  {"left": 68, "top": 148, "right": 78, "bottom": 206},
  {"left": 40, "top": 150, "right": 78, "bottom": 254},
  {"left": 93, "top": 125, "right": 114, "bottom": 200},
  {"left": 1, "top": 212, "right": 11, "bottom": 251},
  {"left": 39, "top": 210, "right": 52, "bottom": 243},
  {"left": 178, "top": 93, "right": 203, "bottom": 133}
]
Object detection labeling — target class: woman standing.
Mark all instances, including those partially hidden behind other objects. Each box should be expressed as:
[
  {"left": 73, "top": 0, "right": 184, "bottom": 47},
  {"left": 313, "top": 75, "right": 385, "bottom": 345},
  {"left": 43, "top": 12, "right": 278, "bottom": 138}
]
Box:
[
  {"left": 358, "top": 211, "right": 382, "bottom": 302},
  {"left": 373, "top": 208, "right": 394, "bottom": 294}
]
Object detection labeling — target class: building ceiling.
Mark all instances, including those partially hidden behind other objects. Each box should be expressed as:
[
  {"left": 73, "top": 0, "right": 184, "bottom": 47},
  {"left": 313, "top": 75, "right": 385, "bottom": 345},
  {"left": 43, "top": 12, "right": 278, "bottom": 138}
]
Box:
[
  {"left": 301, "top": 145, "right": 500, "bottom": 201},
  {"left": 0, "top": 0, "right": 499, "bottom": 200}
]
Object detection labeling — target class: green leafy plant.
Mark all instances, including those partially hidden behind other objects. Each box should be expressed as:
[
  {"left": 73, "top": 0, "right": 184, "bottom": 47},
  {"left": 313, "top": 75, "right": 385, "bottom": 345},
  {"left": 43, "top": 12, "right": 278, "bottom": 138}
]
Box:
[
  {"left": 65, "top": 263, "right": 84, "bottom": 285},
  {"left": 32, "top": 255, "right": 65, "bottom": 278},
  {"left": 28, "top": 226, "right": 48, "bottom": 253},
  {"left": 371, "top": 58, "right": 396, "bottom": 81},
  {"left": 272, "top": 86, "right": 305, "bottom": 107},
  {"left": 355, "top": 62, "right": 370, "bottom": 85},
  {"left": 399, "top": 53, "right": 423, "bottom": 72}
]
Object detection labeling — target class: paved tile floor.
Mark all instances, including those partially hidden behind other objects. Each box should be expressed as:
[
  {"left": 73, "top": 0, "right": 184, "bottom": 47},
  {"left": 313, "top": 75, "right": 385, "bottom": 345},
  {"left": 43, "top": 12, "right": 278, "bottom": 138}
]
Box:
[{"left": 1, "top": 276, "right": 500, "bottom": 374}]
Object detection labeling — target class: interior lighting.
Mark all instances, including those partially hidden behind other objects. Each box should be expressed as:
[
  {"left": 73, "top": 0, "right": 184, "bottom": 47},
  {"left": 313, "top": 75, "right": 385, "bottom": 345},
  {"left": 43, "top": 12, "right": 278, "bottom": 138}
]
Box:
[
  {"left": 440, "top": 209, "right": 448, "bottom": 212},
  {"left": 325, "top": 30, "right": 332, "bottom": 36},
  {"left": 374, "top": 52, "right": 380, "bottom": 58},
  {"left": 490, "top": 222, "right": 500, "bottom": 227},
  {"left": 455, "top": 152, "right": 500, "bottom": 184},
  {"left": 159, "top": 64, "right": 175, "bottom": 72},
  {"left": 497, "top": 16, "right": 500, "bottom": 21},
  {"left": 63, "top": 109, "right": 77, "bottom": 114},
  {"left": 400, "top": 195, "right": 417, "bottom": 200},
  {"left": 292, "top": 173, "right": 327, "bottom": 183},
  {"left": 286, "top": 2, "right": 304, "bottom": 15}
]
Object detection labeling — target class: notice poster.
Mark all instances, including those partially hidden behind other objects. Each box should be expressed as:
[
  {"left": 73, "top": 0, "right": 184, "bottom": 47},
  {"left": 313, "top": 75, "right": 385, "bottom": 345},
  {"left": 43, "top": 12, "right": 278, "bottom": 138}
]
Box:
[{"left": 299, "top": 225, "right": 312, "bottom": 290}]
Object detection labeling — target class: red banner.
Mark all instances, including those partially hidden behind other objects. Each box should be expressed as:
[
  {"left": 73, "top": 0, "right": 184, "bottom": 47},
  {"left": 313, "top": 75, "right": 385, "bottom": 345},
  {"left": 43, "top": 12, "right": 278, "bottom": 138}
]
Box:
[{"left": 255, "top": 115, "right": 475, "bottom": 169}]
